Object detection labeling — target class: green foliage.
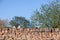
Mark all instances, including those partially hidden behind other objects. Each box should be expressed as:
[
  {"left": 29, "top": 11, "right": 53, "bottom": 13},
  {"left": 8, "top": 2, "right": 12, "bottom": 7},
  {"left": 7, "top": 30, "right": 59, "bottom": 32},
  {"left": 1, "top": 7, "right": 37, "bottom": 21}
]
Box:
[
  {"left": 10, "top": 16, "right": 30, "bottom": 28},
  {"left": 31, "top": 0, "right": 60, "bottom": 28}
]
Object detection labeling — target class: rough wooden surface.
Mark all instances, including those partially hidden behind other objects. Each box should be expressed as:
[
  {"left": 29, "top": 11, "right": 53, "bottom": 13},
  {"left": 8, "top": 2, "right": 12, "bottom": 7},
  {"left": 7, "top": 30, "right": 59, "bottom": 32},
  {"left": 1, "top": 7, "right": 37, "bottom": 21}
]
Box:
[{"left": 0, "top": 28, "right": 60, "bottom": 40}]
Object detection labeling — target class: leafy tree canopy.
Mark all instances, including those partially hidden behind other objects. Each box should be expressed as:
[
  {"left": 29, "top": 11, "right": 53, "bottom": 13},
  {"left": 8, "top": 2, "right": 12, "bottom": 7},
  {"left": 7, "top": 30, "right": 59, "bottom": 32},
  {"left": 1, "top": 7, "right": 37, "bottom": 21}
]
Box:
[
  {"left": 10, "top": 16, "right": 30, "bottom": 28},
  {"left": 31, "top": 0, "right": 60, "bottom": 28}
]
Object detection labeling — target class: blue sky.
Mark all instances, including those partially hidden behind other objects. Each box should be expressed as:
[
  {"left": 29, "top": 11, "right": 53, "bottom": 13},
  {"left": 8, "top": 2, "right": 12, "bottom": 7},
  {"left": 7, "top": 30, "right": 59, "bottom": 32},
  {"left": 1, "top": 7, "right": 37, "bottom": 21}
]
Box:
[{"left": 0, "top": 0, "right": 52, "bottom": 21}]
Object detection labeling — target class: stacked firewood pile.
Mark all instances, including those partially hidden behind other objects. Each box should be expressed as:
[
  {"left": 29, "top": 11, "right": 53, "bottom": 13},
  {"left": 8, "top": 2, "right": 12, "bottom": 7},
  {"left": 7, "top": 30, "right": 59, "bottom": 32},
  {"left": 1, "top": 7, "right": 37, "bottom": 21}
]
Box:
[{"left": 0, "top": 28, "right": 60, "bottom": 40}]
